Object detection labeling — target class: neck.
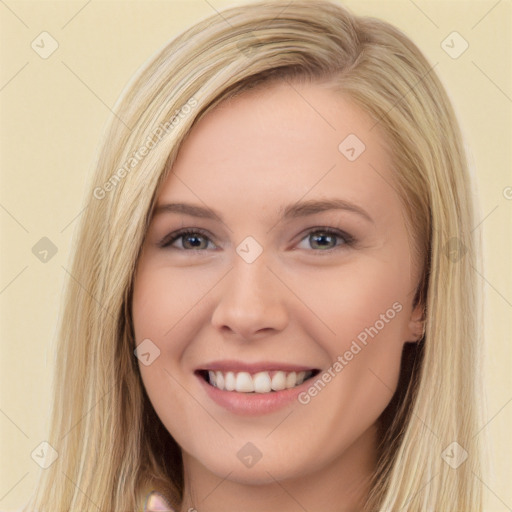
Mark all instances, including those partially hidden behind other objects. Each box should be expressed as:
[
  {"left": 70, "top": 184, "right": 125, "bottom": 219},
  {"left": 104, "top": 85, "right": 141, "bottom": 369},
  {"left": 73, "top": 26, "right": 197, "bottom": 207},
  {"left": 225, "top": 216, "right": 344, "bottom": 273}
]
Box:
[{"left": 178, "top": 424, "right": 377, "bottom": 512}]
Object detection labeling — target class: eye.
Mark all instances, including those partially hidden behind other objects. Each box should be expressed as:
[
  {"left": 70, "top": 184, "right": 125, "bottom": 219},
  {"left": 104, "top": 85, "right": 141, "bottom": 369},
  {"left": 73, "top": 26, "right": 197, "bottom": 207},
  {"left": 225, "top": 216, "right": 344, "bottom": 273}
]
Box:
[
  {"left": 296, "top": 227, "right": 353, "bottom": 253},
  {"left": 159, "top": 228, "right": 216, "bottom": 251}
]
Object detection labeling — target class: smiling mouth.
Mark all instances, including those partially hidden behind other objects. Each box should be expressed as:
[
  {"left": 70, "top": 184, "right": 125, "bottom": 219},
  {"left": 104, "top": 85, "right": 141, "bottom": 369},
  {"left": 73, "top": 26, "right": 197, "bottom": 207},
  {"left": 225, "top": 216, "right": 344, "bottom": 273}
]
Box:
[{"left": 196, "top": 369, "right": 321, "bottom": 394}]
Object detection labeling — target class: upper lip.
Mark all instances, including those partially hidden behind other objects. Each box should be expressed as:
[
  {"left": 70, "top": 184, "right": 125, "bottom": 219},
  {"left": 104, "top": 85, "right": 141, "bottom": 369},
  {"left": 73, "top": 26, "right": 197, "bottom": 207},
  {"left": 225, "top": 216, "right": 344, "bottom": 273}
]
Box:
[{"left": 196, "top": 360, "right": 319, "bottom": 373}]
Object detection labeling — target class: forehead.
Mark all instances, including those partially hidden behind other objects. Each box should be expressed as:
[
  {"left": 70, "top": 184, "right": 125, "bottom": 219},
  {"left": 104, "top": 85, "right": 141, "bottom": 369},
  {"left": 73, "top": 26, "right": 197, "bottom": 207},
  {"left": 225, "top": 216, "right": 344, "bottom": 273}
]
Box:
[{"left": 158, "top": 80, "right": 396, "bottom": 221}]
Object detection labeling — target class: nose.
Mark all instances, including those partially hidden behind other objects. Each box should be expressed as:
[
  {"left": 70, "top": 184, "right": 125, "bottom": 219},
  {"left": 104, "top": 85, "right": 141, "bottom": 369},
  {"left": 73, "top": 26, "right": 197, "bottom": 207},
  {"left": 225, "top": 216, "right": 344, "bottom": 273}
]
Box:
[{"left": 210, "top": 253, "right": 289, "bottom": 340}]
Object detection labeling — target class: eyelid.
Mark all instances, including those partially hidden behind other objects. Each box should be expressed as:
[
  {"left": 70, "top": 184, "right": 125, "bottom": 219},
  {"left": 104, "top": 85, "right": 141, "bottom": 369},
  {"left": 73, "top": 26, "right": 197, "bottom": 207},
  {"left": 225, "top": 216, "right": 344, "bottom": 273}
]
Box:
[
  {"left": 158, "top": 226, "right": 355, "bottom": 253},
  {"left": 158, "top": 227, "right": 217, "bottom": 250},
  {"left": 295, "top": 226, "right": 354, "bottom": 247}
]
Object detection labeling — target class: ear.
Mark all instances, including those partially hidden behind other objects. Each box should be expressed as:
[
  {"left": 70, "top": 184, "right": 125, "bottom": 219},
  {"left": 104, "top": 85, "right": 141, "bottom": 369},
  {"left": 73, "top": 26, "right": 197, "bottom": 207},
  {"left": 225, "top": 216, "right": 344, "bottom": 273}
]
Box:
[
  {"left": 406, "top": 301, "right": 425, "bottom": 342},
  {"left": 145, "top": 491, "right": 174, "bottom": 512}
]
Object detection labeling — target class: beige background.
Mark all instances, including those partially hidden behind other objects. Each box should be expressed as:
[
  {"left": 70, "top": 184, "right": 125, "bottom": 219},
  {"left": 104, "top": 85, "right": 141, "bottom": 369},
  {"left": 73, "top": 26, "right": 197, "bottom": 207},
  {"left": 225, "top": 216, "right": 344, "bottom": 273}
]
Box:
[{"left": 0, "top": 0, "right": 510, "bottom": 510}]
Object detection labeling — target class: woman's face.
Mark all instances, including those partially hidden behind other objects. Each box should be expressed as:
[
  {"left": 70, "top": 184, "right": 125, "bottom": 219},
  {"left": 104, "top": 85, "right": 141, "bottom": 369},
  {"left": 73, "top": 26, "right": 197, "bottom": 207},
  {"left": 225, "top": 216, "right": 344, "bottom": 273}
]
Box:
[{"left": 132, "top": 80, "right": 423, "bottom": 488}]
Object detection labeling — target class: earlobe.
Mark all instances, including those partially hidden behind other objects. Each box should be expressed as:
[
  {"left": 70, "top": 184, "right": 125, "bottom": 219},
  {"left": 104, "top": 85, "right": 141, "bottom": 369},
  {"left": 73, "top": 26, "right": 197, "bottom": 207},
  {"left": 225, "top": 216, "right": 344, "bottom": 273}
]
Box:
[
  {"left": 144, "top": 491, "right": 174, "bottom": 512},
  {"left": 407, "top": 304, "right": 426, "bottom": 342}
]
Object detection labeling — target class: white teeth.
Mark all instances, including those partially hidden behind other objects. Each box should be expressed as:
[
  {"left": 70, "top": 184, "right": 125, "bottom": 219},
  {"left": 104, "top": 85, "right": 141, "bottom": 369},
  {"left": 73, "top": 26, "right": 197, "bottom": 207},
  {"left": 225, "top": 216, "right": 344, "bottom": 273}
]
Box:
[
  {"left": 286, "top": 372, "right": 297, "bottom": 389},
  {"left": 253, "top": 372, "right": 272, "bottom": 393},
  {"left": 236, "top": 372, "right": 254, "bottom": 392},
  {"left": 206, "top": 369, "right": 314, "bottom": 393},
  {"left": 271, "top": 371, "right": 287, "bottom": 391},
  {"left": 225, "top": 371, "right": 236, "bottom": 391}
]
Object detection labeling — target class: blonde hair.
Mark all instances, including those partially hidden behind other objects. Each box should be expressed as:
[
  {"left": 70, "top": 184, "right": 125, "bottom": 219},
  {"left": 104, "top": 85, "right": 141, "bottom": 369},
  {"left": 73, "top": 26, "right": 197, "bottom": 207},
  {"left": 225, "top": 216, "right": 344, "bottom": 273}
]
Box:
[{"left": 22, "top": 1, "right": 483, "bottom": 510}]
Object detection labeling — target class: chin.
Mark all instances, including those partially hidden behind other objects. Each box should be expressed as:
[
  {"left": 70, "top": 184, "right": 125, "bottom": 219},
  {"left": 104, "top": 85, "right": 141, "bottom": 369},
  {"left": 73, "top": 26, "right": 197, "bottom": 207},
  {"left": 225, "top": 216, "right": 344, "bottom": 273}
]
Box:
[{"left": 188, "top": 444, "right": 319, "bottom": 486}]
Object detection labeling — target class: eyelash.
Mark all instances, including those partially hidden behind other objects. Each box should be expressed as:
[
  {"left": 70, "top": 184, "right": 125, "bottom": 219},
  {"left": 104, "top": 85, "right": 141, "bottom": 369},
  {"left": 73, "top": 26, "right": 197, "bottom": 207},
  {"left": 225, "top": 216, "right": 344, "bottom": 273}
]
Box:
[{"left": 158, "top": 227, "right": 355, "bottom": 255}]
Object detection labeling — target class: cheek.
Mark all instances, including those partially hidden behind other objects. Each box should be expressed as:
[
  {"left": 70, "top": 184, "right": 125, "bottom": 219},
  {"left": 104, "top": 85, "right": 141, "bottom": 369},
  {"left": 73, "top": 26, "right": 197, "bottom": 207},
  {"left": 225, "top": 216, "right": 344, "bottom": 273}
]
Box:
[
  {"left": 301, "top": 253, "right": 412, "bottom": 349},
  {"left": 291, "top": 262, "right": 410, "bottom": 453},
  {"left": 132, "top": 285, "right": 199, "bottom": 445},
  {"left": 132, "top": 263, "right": 213, "bottom": 346},
  {"left": 131, "top": 262, "right": 218, "bottom": 438},
  {"left": 295, "top": 252, "right": 412, "bottom": 408}
]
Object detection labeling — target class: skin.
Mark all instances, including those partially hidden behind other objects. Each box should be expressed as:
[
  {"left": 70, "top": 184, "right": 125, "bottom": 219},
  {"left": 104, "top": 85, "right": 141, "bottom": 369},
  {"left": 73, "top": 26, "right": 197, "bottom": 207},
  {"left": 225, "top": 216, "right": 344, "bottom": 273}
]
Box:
[{"left": 133, "top": 79, "right": 425, "bottom": 512}]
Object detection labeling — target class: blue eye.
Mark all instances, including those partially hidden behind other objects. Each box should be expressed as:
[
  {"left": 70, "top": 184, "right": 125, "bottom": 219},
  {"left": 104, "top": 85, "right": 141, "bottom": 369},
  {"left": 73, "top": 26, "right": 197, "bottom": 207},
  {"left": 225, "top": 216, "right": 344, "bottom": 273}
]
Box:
[
  {"left": 159, "top": 227, "right": 354, "bottom": 253},
  {"left": 160, "top": 229, "right": 215, "bottom": 251},
  {"left": 296, "top": 228, "right": 352, "bottom": 252}
]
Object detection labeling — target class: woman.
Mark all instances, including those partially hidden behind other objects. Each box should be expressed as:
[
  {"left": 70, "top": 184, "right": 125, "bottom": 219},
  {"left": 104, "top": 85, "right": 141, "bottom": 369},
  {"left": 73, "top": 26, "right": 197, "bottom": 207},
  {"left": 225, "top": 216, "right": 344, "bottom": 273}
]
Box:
[{"left": 22, "top": 1, "right": 483, "bottom": 510}]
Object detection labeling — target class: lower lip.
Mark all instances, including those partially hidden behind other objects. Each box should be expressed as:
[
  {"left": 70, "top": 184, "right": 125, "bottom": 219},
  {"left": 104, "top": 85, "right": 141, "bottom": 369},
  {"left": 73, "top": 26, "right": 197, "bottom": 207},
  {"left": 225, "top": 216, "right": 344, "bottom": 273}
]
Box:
[{"left": 196, "top": 373, "right": 313, "bottom": 416}]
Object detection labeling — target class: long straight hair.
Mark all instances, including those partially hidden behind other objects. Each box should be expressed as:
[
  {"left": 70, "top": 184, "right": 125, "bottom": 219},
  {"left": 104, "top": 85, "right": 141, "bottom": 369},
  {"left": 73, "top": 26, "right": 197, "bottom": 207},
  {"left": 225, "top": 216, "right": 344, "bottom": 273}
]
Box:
[{"left": 22, "top": 1, "right": 483, "bottom": 510}]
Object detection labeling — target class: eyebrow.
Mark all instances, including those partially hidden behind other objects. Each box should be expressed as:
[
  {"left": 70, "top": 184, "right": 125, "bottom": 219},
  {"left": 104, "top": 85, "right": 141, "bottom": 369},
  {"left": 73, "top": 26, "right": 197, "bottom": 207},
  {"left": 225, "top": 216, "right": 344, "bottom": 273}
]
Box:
[{"left": 153, "top": 198, "right": 374, "bottom": 223}]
